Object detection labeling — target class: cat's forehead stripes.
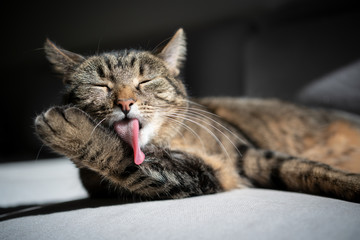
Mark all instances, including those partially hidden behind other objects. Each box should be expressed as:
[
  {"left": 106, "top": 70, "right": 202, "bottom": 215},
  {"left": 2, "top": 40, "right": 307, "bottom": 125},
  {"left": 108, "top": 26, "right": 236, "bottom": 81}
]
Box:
[
  {"left": 96, "top": 51, "right": 168, "bottom": 83},
  {"left": 105, "top": 56, "right": 113, "bottom": 71}
]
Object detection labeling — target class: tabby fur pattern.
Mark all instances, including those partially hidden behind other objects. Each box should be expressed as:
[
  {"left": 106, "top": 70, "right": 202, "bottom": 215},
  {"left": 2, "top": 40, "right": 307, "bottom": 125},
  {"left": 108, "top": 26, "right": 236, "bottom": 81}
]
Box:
[{"left": 35, "top": 29, "right": 360, "bottom": 202}]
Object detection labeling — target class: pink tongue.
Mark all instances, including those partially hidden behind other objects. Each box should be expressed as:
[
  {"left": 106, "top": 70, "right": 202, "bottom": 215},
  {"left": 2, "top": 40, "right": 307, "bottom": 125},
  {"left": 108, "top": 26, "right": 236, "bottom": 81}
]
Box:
[{"left": 114, "top": 119, "right": 145, "bottom": 165}]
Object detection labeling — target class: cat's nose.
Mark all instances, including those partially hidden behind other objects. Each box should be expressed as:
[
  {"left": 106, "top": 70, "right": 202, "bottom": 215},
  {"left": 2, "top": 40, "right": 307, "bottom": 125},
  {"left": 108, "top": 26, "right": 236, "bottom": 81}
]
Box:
[{"left": 116, "top": 99, "right": 135, "bottom": 115}]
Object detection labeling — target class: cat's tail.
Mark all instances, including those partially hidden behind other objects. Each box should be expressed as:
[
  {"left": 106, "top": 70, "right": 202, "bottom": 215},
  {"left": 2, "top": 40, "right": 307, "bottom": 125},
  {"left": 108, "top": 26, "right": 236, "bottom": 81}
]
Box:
[{"left": 237, "top": 145, "right": 360, "bottom": 203}]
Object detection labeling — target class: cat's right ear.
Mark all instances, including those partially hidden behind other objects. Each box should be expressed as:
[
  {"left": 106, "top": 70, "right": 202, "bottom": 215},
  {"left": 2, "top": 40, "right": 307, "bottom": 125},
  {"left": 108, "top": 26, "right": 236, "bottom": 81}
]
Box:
[{"left": 44, "top": 39, "right": 85, "bottom": 74}]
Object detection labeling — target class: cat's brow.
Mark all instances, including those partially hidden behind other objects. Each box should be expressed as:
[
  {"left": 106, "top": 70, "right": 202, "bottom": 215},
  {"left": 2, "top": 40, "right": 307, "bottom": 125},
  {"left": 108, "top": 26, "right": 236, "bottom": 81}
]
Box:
[
  {"left": 139, "top": 64, "right": 144, "bottom": 76},
  {"left": 130, "top": 57, "right": 136, "bottom": 67},
  {"left": 104, "top": 56, "right": 112, "bottom": 70}
]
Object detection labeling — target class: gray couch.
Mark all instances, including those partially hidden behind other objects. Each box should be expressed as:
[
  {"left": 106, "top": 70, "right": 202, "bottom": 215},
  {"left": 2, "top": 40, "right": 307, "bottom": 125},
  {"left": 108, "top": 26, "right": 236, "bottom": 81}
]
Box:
[
  {"left": 1, "top": 158, "right": 359, "bottom": 240},
  {"left": 2, "top": 1, "right": 360, "bottom": 239}
]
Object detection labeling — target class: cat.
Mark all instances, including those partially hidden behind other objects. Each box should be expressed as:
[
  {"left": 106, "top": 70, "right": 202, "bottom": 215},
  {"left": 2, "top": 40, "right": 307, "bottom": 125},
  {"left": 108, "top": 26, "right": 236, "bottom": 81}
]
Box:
[{"left": 35, "top": 28, "right": 360, "bottom": 202}]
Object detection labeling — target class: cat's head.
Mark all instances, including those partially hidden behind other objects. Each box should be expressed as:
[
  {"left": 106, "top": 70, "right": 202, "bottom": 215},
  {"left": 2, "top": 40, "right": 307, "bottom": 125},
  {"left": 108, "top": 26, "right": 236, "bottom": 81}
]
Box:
[{"left": 44, "top": 29, "right": 188, "bottom": 151}]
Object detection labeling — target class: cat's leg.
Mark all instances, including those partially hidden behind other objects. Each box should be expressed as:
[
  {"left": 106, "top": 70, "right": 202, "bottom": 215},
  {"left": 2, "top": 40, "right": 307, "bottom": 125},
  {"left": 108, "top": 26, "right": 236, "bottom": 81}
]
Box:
[
  {"left": 78, "top": 168, "right": 119, "bottom": 198},
  {"left": 238, "top": 145, "right": 360, "bottom": 203},
  {"left": 35, "top": 107, "right": 223, "bottom": 199}
]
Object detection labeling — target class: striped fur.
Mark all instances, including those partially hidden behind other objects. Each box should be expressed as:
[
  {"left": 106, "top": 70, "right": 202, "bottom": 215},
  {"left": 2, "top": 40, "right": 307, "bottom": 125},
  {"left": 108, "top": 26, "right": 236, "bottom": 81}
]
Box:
[{"left": 35, "top": 29, "right": 360, "bottom": 203}]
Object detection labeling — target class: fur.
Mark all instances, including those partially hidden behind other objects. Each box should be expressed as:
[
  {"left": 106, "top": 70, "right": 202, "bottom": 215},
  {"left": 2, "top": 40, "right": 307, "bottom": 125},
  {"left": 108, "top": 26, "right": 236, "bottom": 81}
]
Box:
[{"left": 35, "top": 29, "right": 360, "bottom": 202}]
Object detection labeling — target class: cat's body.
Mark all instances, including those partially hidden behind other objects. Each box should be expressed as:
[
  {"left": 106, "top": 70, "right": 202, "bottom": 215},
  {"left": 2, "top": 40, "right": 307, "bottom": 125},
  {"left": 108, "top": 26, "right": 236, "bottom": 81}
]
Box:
[{"left": 35, "top": 29, "right": 360, "bottom": 202}]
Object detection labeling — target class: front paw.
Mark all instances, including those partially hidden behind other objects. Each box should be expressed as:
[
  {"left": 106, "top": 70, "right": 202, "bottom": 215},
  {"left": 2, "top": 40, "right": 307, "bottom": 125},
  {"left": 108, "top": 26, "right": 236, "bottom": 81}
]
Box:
[{"left": 35, "top": 107, "right": 95, "bottom": 156}]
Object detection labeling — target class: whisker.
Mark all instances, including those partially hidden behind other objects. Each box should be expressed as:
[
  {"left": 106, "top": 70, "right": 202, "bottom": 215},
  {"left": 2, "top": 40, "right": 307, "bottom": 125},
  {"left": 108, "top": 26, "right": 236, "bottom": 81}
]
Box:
[
  {"left": 175, "top": 111, "right": 243, "bottom": 157},
  {"left": 35, "top": 144, "right": 45, "bottom": 161},
  {"left": 183, "top": 99, "right": 207, "bottom": 108},
  {"left": 139, "top": 101, "right": 246, "bottom": 159},
  {"left": 151, "top": 103, "right": 248, "bottom": 146},
  {"left": 161, "top": 116, "right": 186, "bottom": 140},
  {"left": 185, "top": 108, "right": 247, "bottom": 145},
  {"left": 91, "top": 117, "right": 107, "bottom": 137},
  {"left": 164, "top": 116, "right": 207, "bottom": 154},
  {"left": 166, "top": 112, "right": 231, "bottom": 160}
]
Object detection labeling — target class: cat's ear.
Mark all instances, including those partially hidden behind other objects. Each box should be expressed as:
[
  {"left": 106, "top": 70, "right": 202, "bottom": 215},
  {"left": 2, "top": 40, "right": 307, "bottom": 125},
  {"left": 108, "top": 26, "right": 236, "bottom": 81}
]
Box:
[
  {"left": 158, "top": 28, "right": 186, "bottom": 76},
  {"left": 44, "top": 39, "right": 85, "bottom": 74}
]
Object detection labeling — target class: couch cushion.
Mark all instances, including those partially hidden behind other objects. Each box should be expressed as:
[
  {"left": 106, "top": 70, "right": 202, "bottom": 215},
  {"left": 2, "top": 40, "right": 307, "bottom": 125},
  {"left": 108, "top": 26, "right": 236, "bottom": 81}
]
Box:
[
  {"left": 1, "top": 158, "right": 359, "bottom": 240},
  {"left": 298, "top": 59, "right": 360, "bottom": 115},
  {"left": 1, "top": 190, "right": 360, "bottom": 240},
  {"left": 0, "top": 159, "right": 87, "bottom": 207}
]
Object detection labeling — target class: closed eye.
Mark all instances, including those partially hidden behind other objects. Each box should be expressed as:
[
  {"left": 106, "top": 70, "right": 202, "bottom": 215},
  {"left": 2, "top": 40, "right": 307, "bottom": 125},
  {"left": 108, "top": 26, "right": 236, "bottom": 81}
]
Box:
[
  {"left": 94, "top": 84, "right": 112, "bottom": 91},
  {"left": 136, "top": 79, "right": 152, "bottom": 90},
  {"left": 139, "top": 80, "right": 152, "bottom": 85}
]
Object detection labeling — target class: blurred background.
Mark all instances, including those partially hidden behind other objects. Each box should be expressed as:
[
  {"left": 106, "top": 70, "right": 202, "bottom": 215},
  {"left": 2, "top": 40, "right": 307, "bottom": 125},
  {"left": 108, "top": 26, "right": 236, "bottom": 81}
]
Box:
[{"left": 2, "top": 0, "right": 360, "bottom": 162}]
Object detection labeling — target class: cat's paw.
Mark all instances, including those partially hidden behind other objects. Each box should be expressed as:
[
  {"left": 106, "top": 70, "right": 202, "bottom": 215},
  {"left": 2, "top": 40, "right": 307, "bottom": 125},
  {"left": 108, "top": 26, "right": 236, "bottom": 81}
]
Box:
[{"left": 35, "top": 107, "right": 96, "bottom": 156}]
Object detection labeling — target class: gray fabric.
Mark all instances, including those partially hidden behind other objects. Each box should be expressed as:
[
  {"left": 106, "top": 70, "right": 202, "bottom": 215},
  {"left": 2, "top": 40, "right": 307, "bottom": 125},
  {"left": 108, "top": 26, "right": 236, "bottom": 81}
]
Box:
[
  {"left": 298, "top": 59, "right": 360, "bottom": 115},
  {"left": 1, "top": 159, "right": 360, "bottom": 240},
  {"left": 1, "top": 189, "right": 360, "bottom": 240},
  {"left": 0, "top": 159, "right": 87, "bottom": 207}
]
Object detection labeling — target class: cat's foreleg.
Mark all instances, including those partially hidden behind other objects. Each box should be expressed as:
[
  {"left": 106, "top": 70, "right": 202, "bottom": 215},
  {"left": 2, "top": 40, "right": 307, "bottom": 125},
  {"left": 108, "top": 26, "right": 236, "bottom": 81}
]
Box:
[
  {"left": 238, "top": 146, "right": 360, "bottom": 203},
  {"left": 35, "top": 107, "right": 223, "bottom": 199}
]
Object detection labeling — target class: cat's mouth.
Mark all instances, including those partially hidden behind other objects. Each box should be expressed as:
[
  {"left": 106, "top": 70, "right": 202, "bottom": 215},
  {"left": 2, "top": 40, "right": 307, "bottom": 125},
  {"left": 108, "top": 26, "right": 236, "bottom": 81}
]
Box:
[{"left": 113, "top": 118, "right": 145, "bottom": 165}]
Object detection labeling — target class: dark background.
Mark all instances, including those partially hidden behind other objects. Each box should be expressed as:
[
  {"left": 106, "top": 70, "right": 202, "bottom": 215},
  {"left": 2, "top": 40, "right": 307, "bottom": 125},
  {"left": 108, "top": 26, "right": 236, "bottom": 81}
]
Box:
[{"left": 2, "top": 0, "right": 360, "bottom": 162}]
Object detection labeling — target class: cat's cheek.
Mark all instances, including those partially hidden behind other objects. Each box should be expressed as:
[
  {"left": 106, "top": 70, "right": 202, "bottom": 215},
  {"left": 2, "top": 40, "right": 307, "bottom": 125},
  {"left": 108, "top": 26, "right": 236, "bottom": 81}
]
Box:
[
  {"left": 85, "top": 89, "right": 109, "bottom": 106},
  {"left": 139, "top": 116, "right": 164, "bottom": 147},
  {"left": 139, "top": 122, "right": 157, "bottom": 147}
]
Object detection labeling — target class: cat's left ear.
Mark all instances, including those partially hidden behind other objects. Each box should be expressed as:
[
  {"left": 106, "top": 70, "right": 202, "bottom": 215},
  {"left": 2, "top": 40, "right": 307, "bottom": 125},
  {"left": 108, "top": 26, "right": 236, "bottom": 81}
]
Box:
[
  {"left": 44, "top": 39, "right": 85, "bottom": 75},
  {"left": 158, "top": 28, "right": 186, "bottom": 76}
]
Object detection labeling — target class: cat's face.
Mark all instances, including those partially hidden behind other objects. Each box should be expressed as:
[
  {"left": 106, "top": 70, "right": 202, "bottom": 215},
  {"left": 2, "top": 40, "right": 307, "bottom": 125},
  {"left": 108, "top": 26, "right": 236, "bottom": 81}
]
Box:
[{"left": 45, "top": 29, "right": 187, "bottom": 148}]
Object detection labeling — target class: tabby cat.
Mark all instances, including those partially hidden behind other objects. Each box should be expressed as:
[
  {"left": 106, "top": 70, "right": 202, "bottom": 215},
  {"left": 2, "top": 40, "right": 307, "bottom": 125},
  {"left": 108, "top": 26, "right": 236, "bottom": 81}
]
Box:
[{"left": 35, "top": 29, "right": 360, "bottom": 203}]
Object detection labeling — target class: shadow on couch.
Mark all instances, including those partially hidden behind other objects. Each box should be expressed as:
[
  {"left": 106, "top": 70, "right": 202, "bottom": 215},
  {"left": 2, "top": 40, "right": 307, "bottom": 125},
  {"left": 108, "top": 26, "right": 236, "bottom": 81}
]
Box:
[{"left": 0, "top": 198, "right": 130, "bottom": 222}]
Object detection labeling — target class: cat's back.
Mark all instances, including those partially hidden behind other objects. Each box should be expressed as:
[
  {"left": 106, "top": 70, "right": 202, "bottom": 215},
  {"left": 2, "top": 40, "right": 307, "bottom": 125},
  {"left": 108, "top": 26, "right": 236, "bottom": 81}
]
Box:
[{"left": 196, "top": 97, "right": 360, "bottom": 172}]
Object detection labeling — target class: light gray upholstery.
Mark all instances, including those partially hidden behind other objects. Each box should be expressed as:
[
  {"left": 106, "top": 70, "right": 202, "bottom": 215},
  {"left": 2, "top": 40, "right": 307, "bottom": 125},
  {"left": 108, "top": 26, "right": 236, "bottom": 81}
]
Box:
[{"left": 1, "top": 158, "right": 359, "bottom": 240}]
